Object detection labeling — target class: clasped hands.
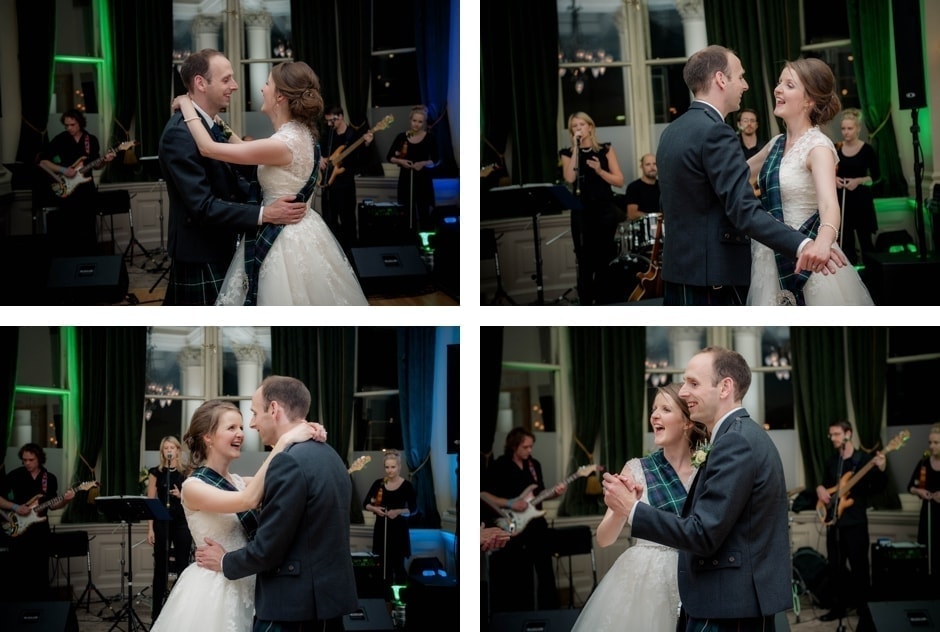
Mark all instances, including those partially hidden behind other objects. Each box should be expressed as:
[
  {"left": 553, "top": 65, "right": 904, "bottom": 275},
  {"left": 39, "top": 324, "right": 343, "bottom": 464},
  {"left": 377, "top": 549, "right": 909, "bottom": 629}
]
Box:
[
  {"left": 601, "top": 471, "right": 643, "bottom": 517},
  {"left": 794, "top": 237, "right": 848, "bottom": 276}
]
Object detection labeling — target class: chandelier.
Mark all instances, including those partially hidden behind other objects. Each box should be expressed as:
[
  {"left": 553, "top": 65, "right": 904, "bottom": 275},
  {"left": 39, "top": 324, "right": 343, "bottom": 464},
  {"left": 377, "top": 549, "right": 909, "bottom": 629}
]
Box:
[
  {"left": 145, "top": 327, "right": 180, "bottom": 421},
  {"left": 558, "top": 0, "right": 614, "bottom": 94},
  {"left": 645, "top": 358, "right": 671, "bottom": 388},
  {"left": 763, "top": 345, "right": 791, "bottom": 381}
]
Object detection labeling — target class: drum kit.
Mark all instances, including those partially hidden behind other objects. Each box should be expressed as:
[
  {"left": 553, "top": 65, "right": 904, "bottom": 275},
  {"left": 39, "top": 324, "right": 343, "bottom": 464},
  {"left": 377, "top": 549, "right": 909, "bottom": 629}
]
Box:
[{"left": 602, "top": 212, "right": 664, "bottom": 304}]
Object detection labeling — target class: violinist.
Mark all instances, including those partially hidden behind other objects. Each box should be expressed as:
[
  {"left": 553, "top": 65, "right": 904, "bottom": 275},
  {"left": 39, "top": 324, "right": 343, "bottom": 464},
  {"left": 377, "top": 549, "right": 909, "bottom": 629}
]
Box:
[
  {"left": 908, "top": 424, "right": 940, "bottom": 589},
  {"left": 386, "top": 105, "right": 438, "bottom": 232},
  {"left": 363, "top": 450, "right": 416, "bottom": 587}
]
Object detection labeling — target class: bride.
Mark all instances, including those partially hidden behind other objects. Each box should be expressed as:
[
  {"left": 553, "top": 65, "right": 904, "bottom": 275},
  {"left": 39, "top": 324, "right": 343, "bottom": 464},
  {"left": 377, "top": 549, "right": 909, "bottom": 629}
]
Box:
[
  {"left": 746, "top": 58, "right": 873, "bottom": 306},
  {"left": 176, "top": 62, "right": 368, "bottom": 306}
]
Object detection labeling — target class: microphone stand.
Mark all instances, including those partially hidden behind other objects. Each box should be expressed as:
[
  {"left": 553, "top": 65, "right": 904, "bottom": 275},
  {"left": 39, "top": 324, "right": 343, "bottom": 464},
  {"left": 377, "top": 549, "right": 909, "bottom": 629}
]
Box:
[
  {"left": 163, "top": 464, "right": 173, "bottom": 611},
  {"left": 832, "top": 442, "right": 847, "bottom": 632}
]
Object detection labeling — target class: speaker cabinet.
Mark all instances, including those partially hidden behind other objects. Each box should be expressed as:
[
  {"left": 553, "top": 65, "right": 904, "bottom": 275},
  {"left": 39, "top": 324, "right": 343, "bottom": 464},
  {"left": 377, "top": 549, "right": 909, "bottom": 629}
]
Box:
[
  {"left": 353, "top": 558, "right": 386, "bottom": 599},
  {"left": 892, "top": 0, "right": 927, "bottom": 110},
  {"left": 351, "top": 245, "right": 428, "bottom": 295},
  {"left": 490, "top": 609, "right": 581, "bottom": 632},
  {"left": 869, "top": 600, "right": 940, "bottom": 632},
  {"left": 871, "top": 542, "right": 932, "bottom": 601},
  {"left": 405, "top": 574, "right": 457, "bottom": 631},
  {"left": 0, "top": 601, "right": 78, "bottom": 632},
  {"left": 862, "top": 252, "right": 940, "bottom": 306},
  {"left": 342, "top": 598, "right": 395, "bottom": 631},
  {"left": 358, "top": 202, "right": 413, "bottom": 246},
  {"left": 47, "top": 255, "right": 129, "bottom": 305}
]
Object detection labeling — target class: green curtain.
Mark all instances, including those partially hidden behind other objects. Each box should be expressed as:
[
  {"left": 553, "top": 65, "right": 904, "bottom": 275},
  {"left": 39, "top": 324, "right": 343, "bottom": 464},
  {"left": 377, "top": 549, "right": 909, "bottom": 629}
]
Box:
[
  {"left": 291, "top": 0, "right": 340, "bottom": 114},
  {"left": 704, "top": 0, "right": 800, "bottom": 134},
  {"left": 560, "top": 327, "right": 645, "bottom": 517},
  {"left": 481, "top": 0, "right": 559, "bottom": 184},
  {"left": 1, "top": 328, "right": 18, "bottom": 469},
  {"left": 15, "top": 0, "right": 55, "bottom": 165},
  {"left": 480, "top": 327, "right": 503, "bottom": 473},
  {"left": 791, "top": 327, "right": 848, "bottom": 491},
  {"left": 846, "top": 0, "right": 909, "bottom": 197},
  {"left": 845, "top": 327, "right": 900, "bottom": 509},
  {"left": 64, "top": 327, "right": 147, "bottom": 523},
  {"left": 397, "top": 327, "right": 442, "bottom": 529},
  {"left": 271, "top": 327, "right": 321, "bottom": 422}
]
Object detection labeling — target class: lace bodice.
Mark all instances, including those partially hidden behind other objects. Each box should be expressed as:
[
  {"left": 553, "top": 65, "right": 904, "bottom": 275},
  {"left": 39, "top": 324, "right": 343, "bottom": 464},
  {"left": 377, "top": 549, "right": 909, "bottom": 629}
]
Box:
[
  {"left": 258, "top": 121, "right": 316, "bottom": 205},
  {"left": 775, "top": 127, "right": 838, "bottom": 228},
  {"left": 181, "top": 474, "right": 250, "bottom": 552}
]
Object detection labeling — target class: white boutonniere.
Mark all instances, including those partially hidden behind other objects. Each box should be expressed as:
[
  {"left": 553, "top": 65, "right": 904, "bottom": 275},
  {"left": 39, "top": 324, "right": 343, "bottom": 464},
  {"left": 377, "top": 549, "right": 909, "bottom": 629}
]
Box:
[
  {"left": 691, "top": 442, "right": 712, "bottom": 469},
  {"left": 214, "top": 116, "right": 233, "bottom": 141}
]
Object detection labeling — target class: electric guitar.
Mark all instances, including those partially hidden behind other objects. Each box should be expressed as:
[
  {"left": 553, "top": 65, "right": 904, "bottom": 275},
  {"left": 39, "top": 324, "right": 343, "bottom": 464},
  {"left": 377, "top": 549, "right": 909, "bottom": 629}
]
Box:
[
  {"left": 42, "top": 141, "right": 138, "bottom": 198},
  {"left": 348, "top": 455, "right": 371, "bottom": 474},
  {"left": 816, "top": 430, "right": 909, "bottom": 525},
  {"left": 320, "top": 115, "right": 394, "bottom": 188},
  {"left": 492, "top": 465, "right": 602, "bottom": 536},
  {"left": 628, "top": 214, "right": 664, "bottom": 302},
  {"left": 0, "top": 481, "right": 99, "bottom": 537}
]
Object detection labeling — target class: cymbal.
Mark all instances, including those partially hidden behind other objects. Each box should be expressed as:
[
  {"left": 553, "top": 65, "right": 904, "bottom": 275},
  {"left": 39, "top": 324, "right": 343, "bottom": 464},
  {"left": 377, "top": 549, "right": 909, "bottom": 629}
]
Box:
[{"left": 787, "top": 486, "right": 805, "bottom": 498}]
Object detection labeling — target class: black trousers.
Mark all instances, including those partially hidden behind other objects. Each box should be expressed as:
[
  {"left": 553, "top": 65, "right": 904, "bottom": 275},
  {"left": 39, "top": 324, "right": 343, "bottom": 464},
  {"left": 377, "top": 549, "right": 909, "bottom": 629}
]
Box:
[
  {"left": 151, "top": 518, "right": 193, "bottom": 622},
  {"left": 827, "top": 521, "right": 871, "bottom": 611}
]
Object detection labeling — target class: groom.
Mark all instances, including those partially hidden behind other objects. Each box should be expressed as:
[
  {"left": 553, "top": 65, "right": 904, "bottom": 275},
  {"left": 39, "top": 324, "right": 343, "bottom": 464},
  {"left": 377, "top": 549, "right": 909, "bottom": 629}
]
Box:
[
  {"left": 159, "top": 49, "right": 307, "bottom": 305},
  {"left": 657, "top": 45, "right": 845, "bottom": 305},
  {"left": 195, "top": 375, "right": 358, "bottom": 629},
  {"left": 603, "top": 347, "right": 791, "bottom": 631}
]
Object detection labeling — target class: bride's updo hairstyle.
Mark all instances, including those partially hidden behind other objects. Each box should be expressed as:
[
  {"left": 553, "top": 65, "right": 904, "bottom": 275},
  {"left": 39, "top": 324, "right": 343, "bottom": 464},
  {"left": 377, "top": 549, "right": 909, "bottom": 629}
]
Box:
[
  {"left": 183, "top": 399, "right": 241, "bottom": 466},
  {"left": 785, "top": 57, "right": 841, "bottom": 126},
  {"left": 272, "top": 61, "right": 324, "bottom": 141}
]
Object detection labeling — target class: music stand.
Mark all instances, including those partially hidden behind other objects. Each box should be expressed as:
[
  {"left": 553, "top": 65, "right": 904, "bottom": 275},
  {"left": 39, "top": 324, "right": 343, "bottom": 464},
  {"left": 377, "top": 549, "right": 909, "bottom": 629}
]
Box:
[
  {"left": 97, "top": 496, "right": 170, "bottom": 632},
  {"left": 488, "top": 184, "right": 581, "bottom": 304}
]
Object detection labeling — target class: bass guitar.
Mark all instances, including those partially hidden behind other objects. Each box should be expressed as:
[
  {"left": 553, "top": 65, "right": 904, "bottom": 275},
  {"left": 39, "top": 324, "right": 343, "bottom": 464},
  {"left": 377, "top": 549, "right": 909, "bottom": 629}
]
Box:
[
  {"left": 348, "top": 455, "right": 371, "bottom": 474},
  {"left": 628, "top": 214, "right": 664, "bottom": 302},
  {"left": 493, "top": 465, "right": 602, "bottom": 536},
  {"left": 0, "top": 481, "right": 99, "bottom": 537},
  {"left": 320, "top": 115, "right": 394, "bottom": 188},
  {"left": 816, "top": 430, "right": 909, "bottom": 525},
  {"left": 41, "top": 141, "right": 138, "bottom": 198}
]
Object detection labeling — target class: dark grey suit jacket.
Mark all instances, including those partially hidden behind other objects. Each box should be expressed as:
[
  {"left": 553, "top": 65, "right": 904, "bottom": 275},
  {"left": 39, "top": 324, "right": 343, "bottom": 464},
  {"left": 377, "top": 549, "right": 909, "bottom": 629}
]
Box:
[
  {"left": 158, "top": 111, "right": 261, "bottom": 264},
  {"left": 630, "top": 409, "right": 792, "bottom": 619},
  {"left": 657, "top": 102, "right": 805, "bottom": 287},
  {"left": 222, "top": 440, "right": 358, "bottom": 623}
]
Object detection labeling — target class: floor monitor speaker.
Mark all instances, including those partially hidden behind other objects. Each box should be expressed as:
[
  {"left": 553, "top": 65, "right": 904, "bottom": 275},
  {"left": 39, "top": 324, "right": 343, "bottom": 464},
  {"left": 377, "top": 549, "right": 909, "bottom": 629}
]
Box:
[
  {"left": 351, "top": 245, "right": 428, "bottom": 295},
  {"left": 47, "top": 255, "right": 128, "bottom": 305},
  {"left": 869, "top": 600, "right": 940, "bottom": 632},
  {"left": 0, "top": 601, "right": 78, "bottom": 632},
  {"left": 342, "top": 598, "right": 395, "bottom": 631}
]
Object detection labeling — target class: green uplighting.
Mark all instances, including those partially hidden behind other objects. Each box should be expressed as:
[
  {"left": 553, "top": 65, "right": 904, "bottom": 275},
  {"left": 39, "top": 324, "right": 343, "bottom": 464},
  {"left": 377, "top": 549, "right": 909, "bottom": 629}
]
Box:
[
  {"left": 418, "top": 231, "right": 435, "bottom": 248},
  {"left": 390, "top": 584, "right": 407, "bottom": 602}
]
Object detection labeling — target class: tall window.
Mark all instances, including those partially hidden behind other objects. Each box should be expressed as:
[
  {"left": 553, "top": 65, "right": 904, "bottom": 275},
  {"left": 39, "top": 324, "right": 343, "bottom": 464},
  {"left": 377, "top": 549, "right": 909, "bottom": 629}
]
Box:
[{"left": 800, "top": 0, "right": 859, "bottom": 115}]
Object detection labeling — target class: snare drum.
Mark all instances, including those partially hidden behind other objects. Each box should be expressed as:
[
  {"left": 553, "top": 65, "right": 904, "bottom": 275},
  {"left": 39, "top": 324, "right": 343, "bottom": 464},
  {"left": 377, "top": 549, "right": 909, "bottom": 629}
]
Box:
[{"left": 627, "top": 212, "right": 663, "bottom": 251}]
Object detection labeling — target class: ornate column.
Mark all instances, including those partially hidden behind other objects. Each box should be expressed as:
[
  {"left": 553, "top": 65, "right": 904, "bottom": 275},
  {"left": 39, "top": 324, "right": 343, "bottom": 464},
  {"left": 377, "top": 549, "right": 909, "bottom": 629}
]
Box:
[
  {"left": 733, "top": 327, "right": 764, "bottom": 419},
  {"left": 669, "top": 327, "right": 705, "bottom": 369},
  {"left": 674, "top": 0, "right": 707, "bottom": 56},
  {"left": 244, "top": 11, "right": 274, "bottom": 112},
  {"left": 177, "top": 346, "right": 205, "bottom": 438},
  {"left": 233, "top": 343, "right": 266, "bottom": 450},
  {"left": 191, "top": 14, "right": 221, "bottom": 53}
]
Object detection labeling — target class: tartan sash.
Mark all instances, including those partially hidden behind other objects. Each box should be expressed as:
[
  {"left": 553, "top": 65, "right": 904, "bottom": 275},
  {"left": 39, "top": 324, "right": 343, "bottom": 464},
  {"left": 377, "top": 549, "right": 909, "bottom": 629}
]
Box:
[
  {"left": 757, "top": 135, "right": 819, "bottom": 306},
  {"left": 189, "top": 466, "right": 259, "bottom": 540},
  {"left": 641, "top": 450, "right": 687, "bottom": 516},
  {"left": 242, "top": 144, "right": 321, "bottom": 306}
]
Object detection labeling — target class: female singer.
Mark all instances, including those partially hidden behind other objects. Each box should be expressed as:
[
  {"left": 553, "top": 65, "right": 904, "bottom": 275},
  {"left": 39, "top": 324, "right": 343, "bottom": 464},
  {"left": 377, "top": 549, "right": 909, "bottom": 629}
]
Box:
[
  {"left": 387, "top": 105, "right": 439, "bottom": 232},
  {"left": 908, "top": 424, "right": 940, "bottom": 590},
  {"left": 559, "top": 112, "right": 624, "bottom": 305},
  {"left": 836, "top": 109, "right": 880, "bottom": 265},
  {"left": 363, "top": 450, "right": 417, "bottom": 587},
  {"left": 147, "top": 436, "right": 192, "bottom": 623}
]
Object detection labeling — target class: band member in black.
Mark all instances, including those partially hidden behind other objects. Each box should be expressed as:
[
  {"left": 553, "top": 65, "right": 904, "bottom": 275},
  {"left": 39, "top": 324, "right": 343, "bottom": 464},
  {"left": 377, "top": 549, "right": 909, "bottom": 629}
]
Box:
[{"left": 320, "top": 106, "right": 373, "bottom": 250}]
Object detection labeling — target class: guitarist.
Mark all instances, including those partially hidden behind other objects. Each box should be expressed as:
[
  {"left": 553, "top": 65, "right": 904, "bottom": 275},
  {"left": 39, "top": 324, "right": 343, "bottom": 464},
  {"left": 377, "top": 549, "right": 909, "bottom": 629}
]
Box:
[
  {"left": 481, "top": 427, "right": 566, "bottom": 613},
  {"left": 320, "top": 106, "right": 373, "bottom": 250},
  {"left": 814, "top": 420, "right": 886, "bottom": 625},
  {"left": 37, "top": 108, "right": 116, "bottom": 255},
  {"left": 0, "top": 443, "right": 75, "bottom": 600}
]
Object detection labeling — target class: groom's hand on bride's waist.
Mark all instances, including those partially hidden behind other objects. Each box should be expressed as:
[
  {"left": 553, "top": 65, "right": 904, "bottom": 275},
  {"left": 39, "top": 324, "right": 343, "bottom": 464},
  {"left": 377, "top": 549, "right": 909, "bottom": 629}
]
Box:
[
  {"left": 196, "top": 537, "right": 226, "bottom": 573},
  {"left": 262, "top": 195, "right": 308, "bottom": 225}
]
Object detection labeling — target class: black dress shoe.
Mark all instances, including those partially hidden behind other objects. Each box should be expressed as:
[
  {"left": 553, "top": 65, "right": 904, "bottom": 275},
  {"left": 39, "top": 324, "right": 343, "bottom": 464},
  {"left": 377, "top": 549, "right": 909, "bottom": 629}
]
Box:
[{"left": 819, "top": 610, "right": 846, "bottom": 622}]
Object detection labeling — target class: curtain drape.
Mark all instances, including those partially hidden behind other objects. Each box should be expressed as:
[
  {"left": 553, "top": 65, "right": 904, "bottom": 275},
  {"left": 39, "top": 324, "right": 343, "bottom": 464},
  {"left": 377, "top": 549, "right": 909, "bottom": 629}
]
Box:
[
  {"left": 481, "top": 0, "right": 559, "bottom": 184},
  {"left": 846, "top": 327, "right": 900, "bottom": 509},
  {"left": 64, "top": 327, "right": 147, "bottom": 523},
  {"left": 704, "top": 0, "right": 800, "bottom": 135},
  {"left": 560, "top": 328, "right": 645, "bottom": 517},
  {"left": 291, "top": 0, "right": 339, "bottom": 114},
  {"left": 791, "top": 327, "right": 848, "bottom": 492},
  {"left": 480, "top": 327, "right": 503, "bottom": 474},
  {"left": 846, "top": 0, "right": 909, "bottom": 197},
  {"left": 15, "top": 0, "right": 55, "bottom": 165},
  {"left": 397, "top": 327, "right": 441, "bottom": 529},
  {"left": 415, "top": 0, "right": 457, "bottom": 177},
  {"left": 271, "top": 327, "right": 321, "bottom": 423},
  {"left": 1, "top": 328, "right": 19, "bottom": 468}
]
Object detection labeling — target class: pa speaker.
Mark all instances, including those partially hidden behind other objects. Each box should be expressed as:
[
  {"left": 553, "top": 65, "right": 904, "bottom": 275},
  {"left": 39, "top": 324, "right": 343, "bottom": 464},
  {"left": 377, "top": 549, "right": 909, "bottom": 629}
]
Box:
[
  {"left": 405, "top": 574, "right": 457, "bottom": 631},
  {"left": 358, "top": 202, "right": 413, "bottom": 246},
  {"left": 871, "top": 542, "right": 932, "bottom": 601},
  {"left": 892, "top": 0, "right": 927, "bottom": 110},
  {"left": 490, "top": 609, "right": 581, "bottom": 632},
  {"left": 0, "top": 601, "right": 78, "bottom": 632},
  {"left": 342, "top": 598, "right": 395, "bottom": 631},
  {"left": 351, "top": 245, "right": 428, "bottom": 295},
  {"left": 869, "top": 600, "right": 940, "bottom": 631},
  {"left": 862, "top": 251, "right": 940, "bottom": 306},
  {"left": 47, "top": 255, "right": 128, "bottom": 305}
]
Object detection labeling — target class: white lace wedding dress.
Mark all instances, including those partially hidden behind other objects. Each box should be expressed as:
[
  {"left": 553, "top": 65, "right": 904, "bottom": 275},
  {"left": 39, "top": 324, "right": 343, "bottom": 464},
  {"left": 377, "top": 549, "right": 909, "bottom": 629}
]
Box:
[
  {"left": 570, "top": 458, "right": 690, "bottom": 632},
  {"left": 150, "top": 476, "right": 255, "bottom": 632},
  {"left": 747, "top": 128, "right": 873, "bottom": 305},
  {"left": 216, "top": 120, "right": 369, "bottom": 306}
]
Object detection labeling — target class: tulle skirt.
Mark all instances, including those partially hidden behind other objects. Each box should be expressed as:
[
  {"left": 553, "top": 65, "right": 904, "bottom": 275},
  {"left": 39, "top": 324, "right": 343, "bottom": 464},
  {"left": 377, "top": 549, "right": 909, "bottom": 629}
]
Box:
[{"left": 747, "top": 242, "right": 874, "bottom": 305}]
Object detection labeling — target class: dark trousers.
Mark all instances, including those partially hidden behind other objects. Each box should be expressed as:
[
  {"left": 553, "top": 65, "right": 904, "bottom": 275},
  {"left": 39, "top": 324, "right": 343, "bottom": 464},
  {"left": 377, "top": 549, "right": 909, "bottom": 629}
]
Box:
[
  {"left": 664, "top": 281, "right": 748, "bottom": 306},
  {"left": 571, "top": 211, "right": 617, "bottom": 305},
  {"left": 151, "top": 519, "right": 193, "bottom": 622},
  {"left": 487, "top": 522, "right": 558, "bottom": 612},
  {"left": 685, "top": 614, "right": 776, "bottom": 632},
  {"left": 322, "top": 184, "right": 357, "bottom": 250},
  {"left": 827, "top": 522, "right": 871, "bottom": 612}
]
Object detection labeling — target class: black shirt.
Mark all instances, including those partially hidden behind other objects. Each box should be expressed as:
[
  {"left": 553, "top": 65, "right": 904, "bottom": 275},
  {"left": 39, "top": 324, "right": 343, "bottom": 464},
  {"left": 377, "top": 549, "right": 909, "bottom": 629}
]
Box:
[{"left": 625, "top": 178, "right": 661, "bottom": 214}]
